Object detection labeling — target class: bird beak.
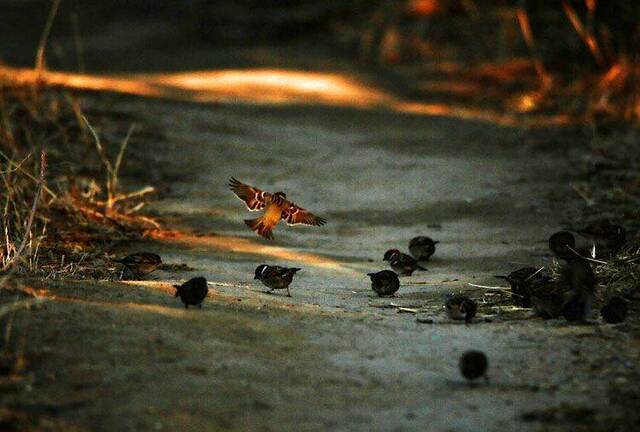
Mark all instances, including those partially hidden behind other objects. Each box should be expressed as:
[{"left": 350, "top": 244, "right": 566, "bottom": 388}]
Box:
[{"left": 254, "top": 275, "right": 259, "bottom": 279}]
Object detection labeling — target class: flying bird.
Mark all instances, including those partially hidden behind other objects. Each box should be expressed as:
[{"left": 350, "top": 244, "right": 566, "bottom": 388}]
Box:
[{"left": 229, "top": 177, "right": 326, "bottom": 240}]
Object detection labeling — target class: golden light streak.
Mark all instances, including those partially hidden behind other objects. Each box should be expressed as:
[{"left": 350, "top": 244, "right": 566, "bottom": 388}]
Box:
[
  {"left": 151, "top": 230, "right": 361, "bottom": 276},
  {"left": 0, "top": 66, "right": 569, "bottom": 126}
]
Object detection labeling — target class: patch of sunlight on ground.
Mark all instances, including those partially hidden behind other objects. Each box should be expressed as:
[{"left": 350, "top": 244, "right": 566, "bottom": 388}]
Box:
[{"left": 1, "top": 66, "right": 570, "bottom": 126}]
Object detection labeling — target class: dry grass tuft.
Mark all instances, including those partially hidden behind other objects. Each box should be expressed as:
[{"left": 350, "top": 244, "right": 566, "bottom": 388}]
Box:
[{"left": 0, "top": 81, "right": 157, "bottom": 282}]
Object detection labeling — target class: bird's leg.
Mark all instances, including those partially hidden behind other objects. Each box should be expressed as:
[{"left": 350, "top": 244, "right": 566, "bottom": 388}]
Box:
[
  {"left": 185, "top": 304, "right": 188, "bottom": 309},
  {"left": 199, "top": 304, "right": 202, "bottom": 309},
  {"left": 286, "top": 286, "right": 292, "bottom": 297}
]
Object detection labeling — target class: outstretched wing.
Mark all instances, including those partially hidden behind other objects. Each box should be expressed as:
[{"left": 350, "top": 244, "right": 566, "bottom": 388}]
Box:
[
  {"left": 282, "top": 202, "right": 326, "bottom": 226},
  {"left": 229, "top": 177, "right": 270, "bottom": 211}
]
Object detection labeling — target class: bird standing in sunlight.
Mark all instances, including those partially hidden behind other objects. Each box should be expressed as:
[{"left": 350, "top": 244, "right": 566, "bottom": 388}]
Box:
[
  {"left": 114, "top": 252, "right": 162, "bottom": 279},
  {"left": 254, "top": 264, "right": 301, "bottom": 297},
  {"left": 229, "top": 178, "right": 326, "bottom": 240}
]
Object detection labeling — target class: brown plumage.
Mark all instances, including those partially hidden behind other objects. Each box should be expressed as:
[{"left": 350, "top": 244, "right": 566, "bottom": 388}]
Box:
[
  {"left": 229, "top": 178, "right": 326, "bottom": 240},
  {"left": 114, "top": 252, "right": 162, "bottom": 279},
  {"left": 383, "top": 249, "right": 427, "bottom": 276}
]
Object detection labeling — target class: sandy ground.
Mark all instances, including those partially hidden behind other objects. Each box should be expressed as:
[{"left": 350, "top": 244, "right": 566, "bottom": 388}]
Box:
[{"left": 1, "top": 17, "right": 640, "bottom": 431}]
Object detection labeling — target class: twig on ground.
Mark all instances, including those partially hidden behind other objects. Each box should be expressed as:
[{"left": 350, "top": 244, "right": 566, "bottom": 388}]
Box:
[
  {"left": 567, "top": 245, "right": 608, "bottom": 265},
  {"left": 467, "top": 282, "right": 511, "bottom": 292}
]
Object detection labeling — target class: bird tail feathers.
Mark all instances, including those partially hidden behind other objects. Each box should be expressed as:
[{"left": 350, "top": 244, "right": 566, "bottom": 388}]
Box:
[{"left": 245, "top": 217, "right": 274, "bottom": 240}]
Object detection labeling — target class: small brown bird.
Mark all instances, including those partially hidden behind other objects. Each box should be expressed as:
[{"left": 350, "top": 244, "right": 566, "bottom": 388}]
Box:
[
  {"left": 408, "top": 236, "right": 439, "bottom": 261},
  {"left": 383, "top": 249, "right": 427, "bottom": 276},
  {"left": 529, "top": 278, "right": 570, "bottom": 319},
  {"left": 600, "top": 296, "right": 628, "bottom": 324},
  {"left": 174, "top": 277, "right": 208, "bottom": 309},
  {"left": 577, "top": 219, "right": 626, "bottom": 251},
  {"left": 229, "top": 178, "right": 326, "bottom": 240},
  {"left": 559, "top": 257, "right": 596, "bottom": 320},
  {"left": 254, "top": 264, "right": 301, "bottom": 297},
  {"left": 459, "top": 350, "right": 488, "bottom": 382},
  {"left": 367, "top": 270, "right": 400, "bottom": 297},
  {"left": 444, "top": 293, "right": 477, "bottom": 323},
  {"left": 495, "top": 267, "right": 549, "bottom": 308},
  {"left": 548, "top": 231, "right": 578, "bottom": 259},
  {"left": 114, "top": 252, "right": 162, "bottom": 279}
]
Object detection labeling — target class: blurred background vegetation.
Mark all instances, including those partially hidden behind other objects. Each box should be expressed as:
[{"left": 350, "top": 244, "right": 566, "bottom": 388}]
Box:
[
  {"left": 1, "top": 0, "right": 638, "bottom": 123},
  {"left": 1, "top": 0, "right": 638, "bottom": 277}
]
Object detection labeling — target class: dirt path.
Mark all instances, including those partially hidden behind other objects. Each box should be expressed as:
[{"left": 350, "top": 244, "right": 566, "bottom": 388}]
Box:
[{"left": 3, "top": 57, "right": 639, "bottom": 431}]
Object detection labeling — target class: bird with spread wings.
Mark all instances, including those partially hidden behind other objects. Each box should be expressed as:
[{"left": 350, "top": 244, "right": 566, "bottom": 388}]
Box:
[{"left": 229, "top": 178, "right": 326, "bottom": 240}]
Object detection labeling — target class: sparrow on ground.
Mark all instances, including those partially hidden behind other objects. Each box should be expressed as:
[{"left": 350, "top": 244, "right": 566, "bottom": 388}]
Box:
[
  {"left": 254, "top": 264, "right": 301, "bottom": 297},
  {"left": 367, "top": 270, "right": 400, "bottom": 297},
  {"left": 229, "top": 178, "right": 326, "bottom": 240},
  {"left": 114, "top": 252, "right": 162, "bottom": 279},
  {"left": 549, "top": 231, "right": 579, "bottom": 259},
  {"left": 174, "top": 277, "right": 208, "bottom": 309},
  {"left": 558, "top": 257, "right": 596, "bottom": 320},
  {"left": 529, "top": 279, "right": 571, "bottom": 319},
  {"left": 444, "top": 293, "right": 477, "bottom": 323},
  {"left": 495, "top": 267, "right": 549, "bottom": 308},
  {"left": 459, "top": 350, "right": 488, "bottom": 382},
  {"left": 562, "top": 294, "right": 588, "bottom": 322},
  {"left": 408, "top": 236, "right": 439, "bottom": 261},
  {"left": 577, "top": 219, "right": 626, "bottom": 251},
  {"left": 383, "top": 249, "right": 427, "bottom": 276},
  {"left": 600, "top": 296, "right": 628, "bottom": 324}
]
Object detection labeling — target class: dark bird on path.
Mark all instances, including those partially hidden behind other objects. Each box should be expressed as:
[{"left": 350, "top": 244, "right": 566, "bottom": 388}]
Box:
[
  {"left": 367, "top": 270, "right": 400, "bottom": 297},
  {"left": 174, "top": 277, "right": 208, "bottom": 309},
  {"left": 408, "top": 236, "right": 439, "bottom": 261},
  {"left": 459, "top": 350, "right": 488, "bottom": 382},
  {"left": 549, "top": 231, "right": 579, "bottom": 259},
  {"left": 444, "top": 293, "right": 477, "bottom": 323},
  {"left": 495, "top": 267, "right": 549, "bottom": 308},
  {"left": 529, "top": 278, "right": 570, "bottom": 319},
  {"left": 383, "top": 249, "right": 427, "bottom": 276},
  {"left": 600, "top": 296, "right": 628, "bottom": 324},
  {"left": 229, "top": 178, "right": 326, "bottom": 240},
  {"left": 562, "top": 294, "right": 588, "bottom": 322},
  {"left": 114, "top": 252, "right": 162, "bottom": 279},
  {"left": 254, "top": 264, "right": 301, "bottom": 297},
  {"left": 577, "top": 219, "right": 626, "bottom": 253},
  {"left": 558, "top": 257, "right": 596, "bottom": 320}
]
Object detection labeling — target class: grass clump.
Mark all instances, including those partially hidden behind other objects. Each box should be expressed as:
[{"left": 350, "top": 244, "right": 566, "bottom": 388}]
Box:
[{"left": 0, "top": 82, "right": 156, "bottom": 281}]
